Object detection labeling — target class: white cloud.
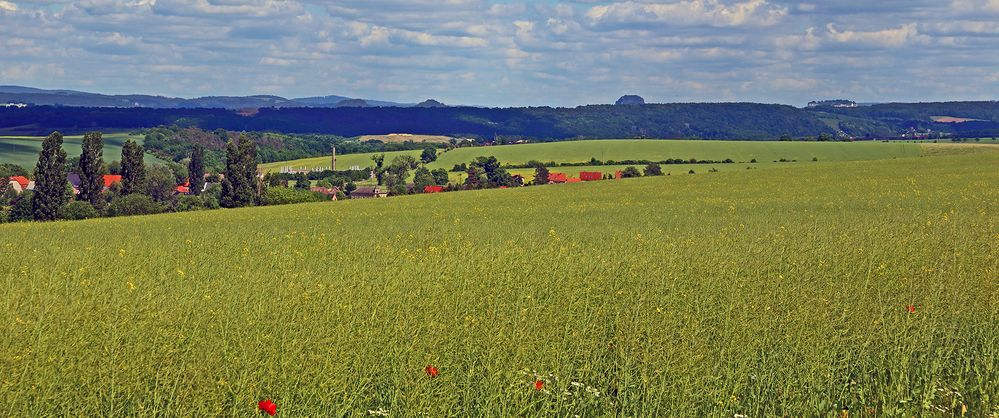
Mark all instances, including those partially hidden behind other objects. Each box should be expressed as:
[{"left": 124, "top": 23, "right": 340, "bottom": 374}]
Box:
[
  {"left": 826, "top": 23, "right": 923, "bottom": 47},
  {"left": 0, "top": 1, "right": 16, "bottom": 12},
  {"left": 585, "top": 0, "right": 787, "bottom": 28}
]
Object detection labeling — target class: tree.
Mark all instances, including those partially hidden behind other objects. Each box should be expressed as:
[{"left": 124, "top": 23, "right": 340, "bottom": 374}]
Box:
[
  {"left": 470, "top": 156, "right": 513, "bottom": 187},
  {"left": 294, "top": 172, "right": 311, "bottom": 190},
  {"left": 145, "top": 164, "right": 177, "bottom": 203},
  {"left": 430, "top": 168, "right": 450, "bottom": 185},
  {"left": 644, "top": 163, "right": 663, "bottom": 176},
  {"left": 188, "top": 144, "right": 205, "bottom": 195},
  {"left": 372, "top": 154, "right": 385, "bottom": 185},
  {"left": 413, "top": 167, "right": 435, "bottom": 192},
  {"left": 779, "top": 134, "right": 792, "bottom": 141},
  {"left": 384, "top": 156, "right": 415, "bottom": 195},
  {"left": 120, "top": 139, "right": 146, "bottom": 195},
  {"left": 78, "top": 131, "right": 105, "bottom": 206},
  {"left": 620, "top": 166, "right": 642, "bottom": 178},
  {"left": 32, "top": 131, "right": 68, "bottom": 221},
  {"left": 529, "top": 161, "right": 549, "bottom": 185},
  {"left": 221, "top": 134, "right": 259, "bottom": 208},
  {"left": 421, "top": 147, "right": 438, "bottom": 164},
  {"left": 817, "top": 133, "right": 833, "bottom": 142}
]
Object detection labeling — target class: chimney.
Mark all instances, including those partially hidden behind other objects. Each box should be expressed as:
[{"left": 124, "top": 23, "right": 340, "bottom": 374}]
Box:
[{"left": 331, "top": 146, "right": 337, "bottom": 172}]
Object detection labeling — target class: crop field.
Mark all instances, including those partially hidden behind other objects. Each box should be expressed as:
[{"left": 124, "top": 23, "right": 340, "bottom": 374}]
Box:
[
  {"left": 1, "top": 148, "right": 997, "bottom": 416},
  {"left": 260, "top": 139, "right": 923, "bottom": 174},
  {"left": 0, "top": 133, "right": 165, "bottom": 168}
]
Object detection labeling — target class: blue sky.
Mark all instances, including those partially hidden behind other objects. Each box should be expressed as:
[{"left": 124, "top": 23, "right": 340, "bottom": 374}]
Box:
[{"left": 1, "top": 0, "right": 998, "bottom": 107}]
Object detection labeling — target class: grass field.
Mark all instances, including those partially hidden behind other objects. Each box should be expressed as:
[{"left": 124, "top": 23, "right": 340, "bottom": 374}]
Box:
[
  {"left": 0, "top": 134, "right": 166, "bottom": 168},
  {"left": 260, "top": 139, "right": 924, "bottom": 174},
  {"left": 2, "top": 148, "right": 997, "bottom": 416},
  {"left": 358, "top": 134, "right": 453, "bottom": 144}
]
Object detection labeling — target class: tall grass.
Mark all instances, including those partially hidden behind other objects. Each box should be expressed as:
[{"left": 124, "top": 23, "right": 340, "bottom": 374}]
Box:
[{"left": 1, "top": 151, "right": 997, "bottom": 416}]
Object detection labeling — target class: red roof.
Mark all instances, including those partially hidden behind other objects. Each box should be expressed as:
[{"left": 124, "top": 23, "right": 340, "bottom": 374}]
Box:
[
  {"left": 548, "top": 173, "right": 568, "bottom": 183},
  {"left": 499, "top": 186, "right": 509, "bottom": 189},
  {"left": 580, "top": 171, "right": 602, "bottom": 181},
  {"left": 566, "top": 177, "right": 582, "bottom": 183},
  {"left": 103, "top": 175, "right": 122, "bottom": 188},
  {"left": 424, "top": 185, "right": 445, "bottom": 193},
  {"left": 614, "top": 171, "right": 623, "bottom": 179},
  {"left": 175, "top": 186, "right": 190, "bottom": 194},
  {"left": 10, "top": 176, "right": 29, "bottom": 189}
]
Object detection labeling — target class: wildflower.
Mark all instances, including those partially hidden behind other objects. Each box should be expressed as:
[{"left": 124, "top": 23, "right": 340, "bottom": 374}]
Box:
[
  {"left": 368, "top": 408, "right": 390, "bottom": 416},
  {"left": 425, "top": 365, "right": 439, "bottom": 378},
  {"left": 906, "top": 305, "right": 916, "bottom": 314},
  {"left": 258, "top": 399, "right": 277, "bottom": 416},
  {"left": 534, "top": 380, "right": 544, "bottom": 391}
]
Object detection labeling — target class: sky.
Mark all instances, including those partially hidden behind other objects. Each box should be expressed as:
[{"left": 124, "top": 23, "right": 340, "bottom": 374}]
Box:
[{"left": 1, "top": 0, "right": 998, "bottom": 107}]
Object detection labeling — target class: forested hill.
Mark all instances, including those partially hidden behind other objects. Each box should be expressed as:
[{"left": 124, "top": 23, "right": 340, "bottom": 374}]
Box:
[
  {"left": 0, "top": 103, "right": 833, "bottom": 139},
  {"left": 2, "top": 101, "right": 998, "bottom": 140}
]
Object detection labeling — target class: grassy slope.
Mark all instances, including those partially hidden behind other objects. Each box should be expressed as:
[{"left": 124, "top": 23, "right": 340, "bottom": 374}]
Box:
[
  {"left": 0, "top": 134, "right": 166, "bottom": 168},
  {"left": 2, "top": 150, "right": 997, "bottom": 416},
  {"left": 260, "top": 139, "right": 923, "bottom": 173}
]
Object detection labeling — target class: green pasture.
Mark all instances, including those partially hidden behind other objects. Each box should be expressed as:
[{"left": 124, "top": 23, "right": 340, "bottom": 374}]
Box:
[{"left": 0, "top": 134, "right": 166, "bottom": 168}]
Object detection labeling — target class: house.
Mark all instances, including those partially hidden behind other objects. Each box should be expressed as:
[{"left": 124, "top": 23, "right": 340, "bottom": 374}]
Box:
[
  {"left": 103, "top": 175, "right": 122, "bottom": 189},
  {"left": 8, "top": 176, "right": 30, "bottom": 194},
  {"left": 548, "top": 173, "right": 568, "bottom": 184},
  {"left": 614, "top": 171, "right": 623, "bottom": 179},
  {"left": 579, "top": 172, "right": 602, "bottom": 181},
  {"left": 310, "top": 186, "right": 341, "bottom": 200},
  {"left": 350, "top": 186, "right": 387, "bottom": 199},
  {"left": 424, "top": 185, "right": 445, "bottom": 193},
  {"left": 175, "top": 182, "right": 191, "bottom": 195},
  {"left": 566, "top": 177, "right": 582, "bottom": 183}
]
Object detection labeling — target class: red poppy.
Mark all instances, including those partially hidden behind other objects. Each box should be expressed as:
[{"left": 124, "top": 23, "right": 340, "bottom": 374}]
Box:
[
  {"left": 258, "top": 399, "right": 277, "bottom": 416},
  {"left": 425, "top": 365, "right": 439, "bottom": 378},
  {"left": 906, "top": 305, "right": 916, "bottom": 314},
  {"left": 534, "top": 380, "right": 544, "bottom": 391}
]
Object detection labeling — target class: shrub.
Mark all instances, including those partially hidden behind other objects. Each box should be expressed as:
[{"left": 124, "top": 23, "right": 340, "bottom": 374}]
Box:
[
  {"left": 620, "top": 166, "right": 642, "bottom": 178},
  {"left": 643, "top": 163, "right": 664, "bottom": 176},
  {"left": 261, "top": 187, "right": 324, "bottom": 206},
  {"left": 688, "top": 170, "right": 696, "bottom": 174},
  {"left": 8, "top": 191, "right": 34, "bottom": 222},
  {"left": 175, "top": 195, "right": 208, "bottom": 212},
  {"left": 109, "top": 194, "right": 165, "bottom": 217},
  {"left": 59, "top": 201, "right": 100, "bottom": 220}
]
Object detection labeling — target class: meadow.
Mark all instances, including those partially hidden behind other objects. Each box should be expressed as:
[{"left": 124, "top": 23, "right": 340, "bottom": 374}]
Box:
[
  {"left": 259, "top": 139, "right": 924, "bottom": 173},
  {"left": 0, "top": 133, "right": 165, "bottom": 168},
  {"left": 1, "top": 147, "right": 997, "bottom": 416}
]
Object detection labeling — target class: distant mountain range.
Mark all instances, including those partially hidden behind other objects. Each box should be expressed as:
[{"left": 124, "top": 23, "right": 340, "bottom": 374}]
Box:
[{"left": 0, "top": 85, "right": 420, "bottom": 109}]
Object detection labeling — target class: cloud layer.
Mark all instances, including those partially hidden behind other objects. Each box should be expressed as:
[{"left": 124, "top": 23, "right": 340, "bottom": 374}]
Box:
[{"left": 1, "top": 0, "right": 997, "bottom": 106}]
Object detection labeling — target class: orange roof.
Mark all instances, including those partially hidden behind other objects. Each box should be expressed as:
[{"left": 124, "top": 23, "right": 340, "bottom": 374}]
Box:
[
  {"left": 103, "top": 175, "right": 122, "bottom": 188},
  {"left": 548, "top": 173, "right": 568, "bottom": 183},
  {"left": 10, "top": 176, "right": 29, "bottom": 189},
  {"left": 175, "top": 185, "right": 190, "bottom": 194},
  {"left": 566, "top": 177, "right": 582, "bottom": 183},
  {"left": 424, "top": 185, "right": 445, "bottom": 193}
]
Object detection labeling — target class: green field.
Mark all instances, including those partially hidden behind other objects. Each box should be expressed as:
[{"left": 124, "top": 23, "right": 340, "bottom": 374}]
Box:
[
  {"left": 2, "top": 148, "right": 997, "bottom": 416},
  {"left": 0, "top": 134, "right": 166, "bottom": 168},
  {"left": 260, "top": 139, "right": 924, "bottom": 174}
]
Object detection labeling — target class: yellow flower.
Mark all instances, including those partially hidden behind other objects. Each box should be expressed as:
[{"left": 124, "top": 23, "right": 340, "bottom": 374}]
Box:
[{"left": 176, "top": 269, "right": 185, "bottom": 277}]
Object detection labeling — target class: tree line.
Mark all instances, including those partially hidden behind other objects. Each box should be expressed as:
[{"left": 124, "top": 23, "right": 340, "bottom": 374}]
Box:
[{"left": 0, "top": 131, "right": 340, "bottom": 223}]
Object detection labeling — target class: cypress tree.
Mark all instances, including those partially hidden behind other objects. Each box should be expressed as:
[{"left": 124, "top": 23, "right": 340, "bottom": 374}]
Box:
[
  {"left": 78, "top": 131, "right": 104, "bottom": 206},
  {"left": 32, "top": 131, "right": 68, "bottom": 221},
  {"left": 120, "top": 140, "right": 145, "bottom": 195},
  {"left": 220, "top": 134, "right": 258, "bottom": 208},
  {"left": 188, "top": 145, "right": 205, "bottom": 196}
]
